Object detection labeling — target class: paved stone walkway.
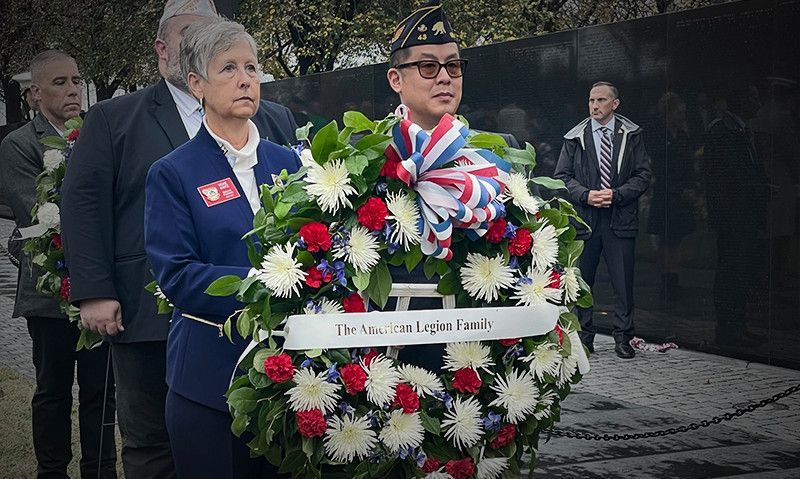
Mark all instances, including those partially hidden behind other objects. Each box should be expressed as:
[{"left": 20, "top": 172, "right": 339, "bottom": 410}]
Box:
[{"left": 1, "top": 218, "right": 798, "bottom": 477}]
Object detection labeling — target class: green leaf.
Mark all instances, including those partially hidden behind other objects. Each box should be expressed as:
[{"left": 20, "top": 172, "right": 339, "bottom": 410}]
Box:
[
  {"left": 253, "top": 348, "right": 278, "bottom": 373},
  {"left": 343, "top": 111, "right": 375, "bottom": 132},
  {"left": 64, "top": 117, "right": 83, "bottom": 130},
  {"left": 366, "top": 260, "right": 392, "bottom": 309},
  {"left": 302, "top": 437, "right": 315, "bottom": 458},
  {"left": 532, "top": 176, "right": 566, "bottom": 191},
  {"left": 40, "top": 136, "right": 67, "bottom": 149},
  {"left": 236, "top": 309, "right": 253, "bottom": 340},
  {"left": 338, "top": 126, "right": 354, "bottom": 145},
  {"left": 344, "top": 155, "right": 369, "bottom": 176},
  {"left": 278, "top": 450, "right": 307, "bottom": 474},
  {"left": 423, "top": 257, "right": 438, "bottom": 280},
  {"left": 305, "top": 348, "right": 323, "bottom": 358},
  {"left": 504, "top": 145, "right": 536, "bottom": 166},
  {"left": 404, "top": 245, "right": 423, "bottom": 273},
  {"left": 437, "top": 271, "right": 461, "bottom": 295},
  {"left": 419, "top": 410, "right": 441, "bottom": 435},
  {"left": 274, "top": 201, "right": 292, "bottom": 219},
  {"left": 352, "top": 270, "right": 371, "bottom": 291},
  {"left": 468, "top": 132, "right": 508, "bottom": 149},
  {"left": 310, "top": 121, "right": 339, "bottom": 165},
  {"left": 576, "top": 291, "right": 594, "bottom": 309},
  {"left": 296, "top": 122, "right": 313, "bottom": 142},
  {"left": 231, "top": 413, "right": 248, "bottom": 436},
  {"left": 205, "top": 275, "right": 243, "bottom": 296},
  {"left": 246, "top": 239, "right": 261, "bottom": 268},
  {"left": 144, "top": 280, "right": 157, "bottom": 293},
  {"left": 228, "top": 387, "right": 259, "bottom": 414},
  {"left": 354, "top": 133, "right": 391, "bottom": 152}
]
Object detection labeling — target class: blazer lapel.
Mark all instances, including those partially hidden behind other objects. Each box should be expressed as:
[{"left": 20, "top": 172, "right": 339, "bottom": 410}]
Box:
[
  {"left": 612, "top": 121, "right": 625, "bottom": 181},
  {"left": 583, "top": 125, "right": 601, "bottom": 186},
  {"left": 150, "top": 79, "right": 189, "bottom": 150}
]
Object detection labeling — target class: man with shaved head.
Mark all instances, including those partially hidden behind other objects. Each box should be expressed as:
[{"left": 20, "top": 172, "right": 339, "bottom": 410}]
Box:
[{"left": 0, "top": 50, "right": 117, "bottom": 478}]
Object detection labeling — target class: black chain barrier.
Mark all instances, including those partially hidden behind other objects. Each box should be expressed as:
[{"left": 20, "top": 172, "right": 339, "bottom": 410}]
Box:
[{"left": 547, "top": 383, "right": 800, "bottom": 441}]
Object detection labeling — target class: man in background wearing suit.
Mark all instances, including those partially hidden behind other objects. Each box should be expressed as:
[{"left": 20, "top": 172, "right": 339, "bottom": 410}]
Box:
[
  {"left": 555, "top": 81, "right": 651, "bottom": 359},
  {"left": 0, "top": 50, "right": 117, "bottom": 479},
  {"left": 60, "top": 1, "right": 298, "bottom": 476}
]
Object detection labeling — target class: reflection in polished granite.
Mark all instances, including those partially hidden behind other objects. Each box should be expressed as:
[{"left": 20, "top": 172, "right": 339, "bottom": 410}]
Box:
[{"left": 260, "top": 0, "right": 800, "bottom": 369}]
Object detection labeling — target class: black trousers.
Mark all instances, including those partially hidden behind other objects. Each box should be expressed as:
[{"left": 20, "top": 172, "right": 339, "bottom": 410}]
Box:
[
  {"left": 166, "top": 390, "right": 282, "bottom": 478},
  {"left": 111, "top": 341, "right": 176, "bottom": 479},
  {"left": 26, "top": 317, "right": 117, "bottom": 479},
  {"left": 576, "top": 208, "right": 636, "bottom": 346}
]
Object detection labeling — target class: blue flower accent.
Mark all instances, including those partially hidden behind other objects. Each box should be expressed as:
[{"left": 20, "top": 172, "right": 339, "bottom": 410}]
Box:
[
  {"left": 481, "top": 411, "right": 502, "bottom": 433},
  {"left": 326, "top": 363, "right": 340, "bottom": 383},
  {"left": 300, "top": 357, "right": 314, "bottom": 369},
  {"left": 338, "top": 401, "right": 355, "bottom": 418},
  {"left": 296, "top": 237, "right": 307, "bottom": 249},
  {"left": 504, "top": 221, "right": 518, "bottom": 239},
  {"left": 434, "top": 391, "right": 454, "bottom": 411},
  {"left": 375, "top": 182, "right": 388, "bottom": 195},
  {"left": 508, "top": 256, "right": 520, "bottom": 270},
  {"left": 55, "top": 259, "right": 66, "bottom": 271},
  {"left": 517, "top": 275, "right": 533, "bottom": 286},
  {"left": 415, "top": 450, "right": 427, "bottom": 468}
]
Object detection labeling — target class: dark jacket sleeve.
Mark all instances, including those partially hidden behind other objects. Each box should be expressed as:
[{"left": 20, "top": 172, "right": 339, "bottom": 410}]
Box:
[
  {"left": 554, "top": 139, "right": 589, "bottom": 206},
  {"left": 613, "top": 134, "right": 652, "bottom": 206},
  {"left": 144, "top": 160, "right": 250, "bottom": 319},
  {"left": 60, "top": 105, "right": 118, "bottom": 302},
  {"left": 0, "top": 127, "right": 39, "bottom": 228}
]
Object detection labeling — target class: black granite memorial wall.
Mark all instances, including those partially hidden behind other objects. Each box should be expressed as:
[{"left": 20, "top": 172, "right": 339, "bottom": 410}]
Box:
[{"left": 261, "top": 0, "right": 800, "bottom": 369}]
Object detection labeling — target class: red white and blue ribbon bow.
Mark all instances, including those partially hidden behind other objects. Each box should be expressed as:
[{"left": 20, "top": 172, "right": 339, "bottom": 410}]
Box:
[{"left": 385, "top": 111, "right": 511, "bottom": 260}]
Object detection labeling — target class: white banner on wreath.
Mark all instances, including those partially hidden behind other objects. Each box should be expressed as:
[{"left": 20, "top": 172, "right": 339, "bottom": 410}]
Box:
[{"left": 282, "top": 303, "right": 560, "bottom": 350}]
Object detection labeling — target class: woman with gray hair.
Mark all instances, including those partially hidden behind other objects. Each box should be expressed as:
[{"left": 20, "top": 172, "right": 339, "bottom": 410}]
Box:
[{"left": 144, "top": 17, "right": 298, "bottom": 478}]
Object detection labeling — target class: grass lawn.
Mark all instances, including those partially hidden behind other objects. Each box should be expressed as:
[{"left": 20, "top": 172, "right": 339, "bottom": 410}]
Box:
[{"left": 0, "top": 367, "right": 123, "bottom": 478}]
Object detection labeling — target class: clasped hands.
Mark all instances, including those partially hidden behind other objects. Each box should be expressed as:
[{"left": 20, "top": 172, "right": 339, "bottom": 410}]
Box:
[
  {"left": 588, "top": 189, "right": 613, "bottom": 208},
  {"left": 80, "top": 298, "right": 125, "bottom": 336}
]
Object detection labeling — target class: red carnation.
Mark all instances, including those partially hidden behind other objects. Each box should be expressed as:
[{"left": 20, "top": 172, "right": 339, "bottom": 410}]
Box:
[
  {"left": 392, "top": 383, "right": 420, "bottom": 413},
  {"left": 340, "top": 363, "right": 367, "bottom": 394},
  {"left": 485, "top": 218, "right": 507, "bottom": 244},
  {"left": 357, "top": 197, "right": 389, "bottom": 231},
  {"left": 445, "top": 457, "right": 475, "bottom": 479},
  {"left": 299, "top": 222, "right": 331, "bottom": 252},
  {"left": 263, "top": 353, "right": 295, "bottom": 383},
  {"left": 51, "top": 233, "right": 62, "bottom": 250},
  {"left": 305, "top": 266, "right": 331, "bottom": 288},
  {"left": 508, "top": 228, "right": 532, "bottom": 256},
  {"left": 362, "top": 348, "right": 378, "bottom": 367},
  {"left": 342, "top": 294, "right": 366, "bottom": 313},
  {"left": 66, "top": 129, "right": 80, "bottom": 142},
  {"left": 296, "top": 409, "right": 327, "bottom": 438},
  {"left": 554, "top": 324, "right": 564, "bottom": 346},
  {"left": 421, "top": 457, "right": 441, "bottom": 473},
  {"left": 490, "top": 423, "right": 517, "bottom": 449},
  {"left": 452, "top": 368, "right": 482, "bottom": 394},
  {"left": 549, "top": 270, "right": 562, "bottom": 289},
  {"left": 499, "top": 338, "right": 520, "bottom": 347},
  {"left": 380, "top": 157, "right": 400, "bottom": 179},
  {"left": 59, "top": 277, "right": 70, "bottom": 302}
]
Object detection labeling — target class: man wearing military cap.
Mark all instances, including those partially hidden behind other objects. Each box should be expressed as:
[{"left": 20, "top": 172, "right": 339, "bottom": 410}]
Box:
[{"left": 61, "top": 1, "right": 298, "bottom": 476}]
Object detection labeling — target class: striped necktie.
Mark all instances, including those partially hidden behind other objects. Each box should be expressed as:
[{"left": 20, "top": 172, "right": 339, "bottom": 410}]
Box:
[{"left": 599, "top": 126, "right": 613, "bottom": 189}]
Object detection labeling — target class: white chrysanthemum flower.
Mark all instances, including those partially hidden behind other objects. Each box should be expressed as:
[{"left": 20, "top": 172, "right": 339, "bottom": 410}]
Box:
[
  {"left": 397, "top": 365, "right": 443, "bottom": 397},
  {"left": 531, "top": 223, "right": 559, "bottom": 272},
  {"left": 523, "top": 343, "right": 562, "bottom": 382},
  {"left": 460, "top": 253, "right": 515, "bottom": 302},
  {"left": 441, "top": 395, "right": 484, "bottom": 449},
  {"left": 332, "top": 225, "right": 379, "bottom": 273},
  {"left": 304, "top": 297, "right": 343, "bottom": 315},
  {"left": 324, "top": 415, "right": 378, "bottom": 463},
  {"left": 443, "top": 342, "right": 494, "bottom": 372},
  {"left": 504, "top": 172, "right": 540, "bottom": 215},
  {"left": 533, "top": 389, "right": 557, "bottom": 420},
  {"left": 476, "top": 457, "right": 510, "bottom": 479},
  {"left": 363, "top": 355, "right": 401, "bottom": 407},
  {"left": 43, "top": 149, "right": 65, "bottom": 172},
  {"left": 512, "top": 267, "right": 562, "bottom": 306},
  {"left": 489, "top": 369, "right": 539, "bottom": 424},
  {"left": 558, "top": 355, "right": 578, "bottom": 387},
  {"left": 255, "top": 243, "right": 306, "bottom": 298},
  {"left": 563, "top": 266, "right": 580, "bottom": 303},
  {"left": 285, "top": 368, "right": 340, "bottom": 413},
  {"left": 304, "top": 159, "right": 356, "bottom": 214},
  {"left": 36, "top": 202, "right": 60, "bottom": 229},
  {"left": 379, "top": 410, "right": 424, "bottom": 452},
  {"left": 385, "top": 191, "right": 421, "bottom": 250}
]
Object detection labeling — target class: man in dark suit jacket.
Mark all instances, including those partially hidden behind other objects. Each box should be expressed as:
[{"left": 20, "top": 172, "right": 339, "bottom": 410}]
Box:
[
  {"left": 60, "top": 2, "right": 298, "bottom": 476},
  {"left": 0, "top": 50, "right": 117, "bottom": 479},
  {"left": 554, "top": 81, "right": 652, "bottom": 359}
]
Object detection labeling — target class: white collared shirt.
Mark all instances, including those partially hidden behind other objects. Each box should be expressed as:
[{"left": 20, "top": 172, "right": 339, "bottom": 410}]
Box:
[
  {"left": 165, "top": 80, "right": 203, "bottom": 138},
  {"left": 591, "top": 117, "right": 616, "bottom": 171},
  {"left": 203, "top": 117, "right": 262, "bottom": 214}
]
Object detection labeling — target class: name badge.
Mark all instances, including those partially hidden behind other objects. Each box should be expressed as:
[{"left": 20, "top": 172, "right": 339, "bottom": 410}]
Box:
[{"left": 197, "top": 177, "right": 240, "bottom": 207}]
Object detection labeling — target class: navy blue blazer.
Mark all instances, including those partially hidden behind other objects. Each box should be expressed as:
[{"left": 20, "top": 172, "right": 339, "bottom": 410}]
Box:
[{"left": 144, "top": 124, "right": 301, "bottom": 412}]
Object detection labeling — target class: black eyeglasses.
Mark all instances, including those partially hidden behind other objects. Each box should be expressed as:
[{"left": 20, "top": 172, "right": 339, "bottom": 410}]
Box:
[{"left": 393, "top": 59, "right": 468, "bottom": 79}]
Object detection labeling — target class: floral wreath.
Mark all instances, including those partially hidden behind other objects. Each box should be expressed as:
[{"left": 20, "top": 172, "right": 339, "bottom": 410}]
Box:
[
  {"left": 21, "top": 117, "right": 101, "bottom": 349},
  {"left": 205, "top": 108, "right": 593, "bottom": 478}
]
